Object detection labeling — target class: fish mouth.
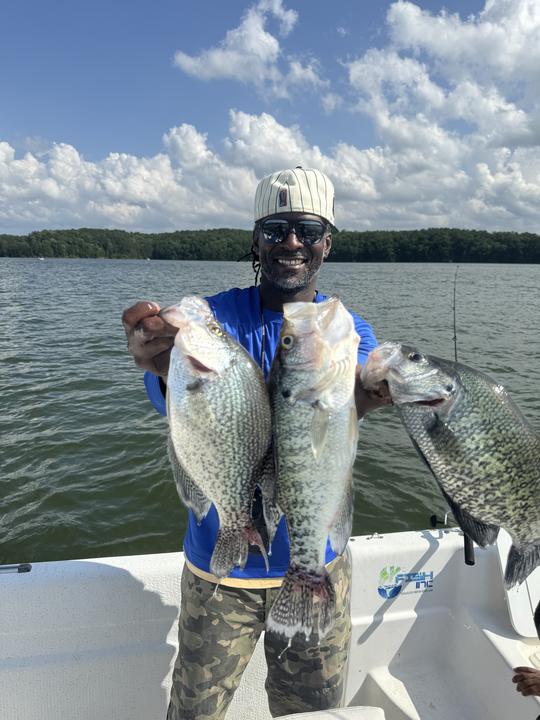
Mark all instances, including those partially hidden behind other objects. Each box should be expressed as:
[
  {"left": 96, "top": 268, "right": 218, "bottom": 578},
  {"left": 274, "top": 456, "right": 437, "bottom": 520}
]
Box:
[
  {"left": 186, "top": 355, "right": 214, "bottom": 374},
  {"left": 412, "top": 398, "right": 446, "bottom": 407}
]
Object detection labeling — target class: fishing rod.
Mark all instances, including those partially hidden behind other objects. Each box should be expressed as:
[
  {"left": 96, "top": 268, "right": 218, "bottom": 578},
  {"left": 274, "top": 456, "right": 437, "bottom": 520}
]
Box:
[
  {"left": 452, "top": 265, "right": 475, "bottom": 567},
  {"left": 453, "top": 265, "right": 459, "bottom": 364}
]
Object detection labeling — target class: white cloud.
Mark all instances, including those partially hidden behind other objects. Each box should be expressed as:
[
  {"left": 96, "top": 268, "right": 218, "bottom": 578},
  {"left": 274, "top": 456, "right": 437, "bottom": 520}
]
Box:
[
  {"left": 347, "top": 1, "right": 540, "bottom": 146},
  {"left": 336, "top": 0, "right": 540, "bottom": 229},
  {"left": 174, "top": 6, "right": 281, "bottom": 85},
  {"left": 173, "top": 0, "right": 326, "bottom": 100},
  {"left": 2, "top": 106, "right": 540, "bottom": 235},
  {"left": 285, "top": 59, "right": 326, "bottom": 91},
  {"left": 223, "top": 110, "right": 319, "bottom": 174},
  {"left": 321, "top": 93, "right": 342, "bottom": 114},
  {"left": 349, "top": 50, "right": 446, "bottom": 113},
  {"left": 2, "top": 1, "right": 540, "bottom": 234},
  {"left": 446, "top": 81, "right": 537, "bottom": 147},
  {"left": 387, "top": 0, "right": 540, "bottom": 84},
  {"left": 256, "top": 0, "right": 298, "bottom": 35}
]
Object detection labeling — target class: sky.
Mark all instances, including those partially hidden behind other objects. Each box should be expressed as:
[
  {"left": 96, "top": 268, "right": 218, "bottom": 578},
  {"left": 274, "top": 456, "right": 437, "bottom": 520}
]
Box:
[{"left": 1, "top": 0, "right": 539, "bottom": 234}]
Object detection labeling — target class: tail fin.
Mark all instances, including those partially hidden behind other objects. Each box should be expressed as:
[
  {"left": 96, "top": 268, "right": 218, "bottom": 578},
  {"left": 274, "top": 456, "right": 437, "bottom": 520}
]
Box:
[
  {"left": 266, "top": 564, "right": 336, "bottom": 641},
  {"left": 505, "top": 542, "right": 540, "bottom": 588},
  {"left": 210, "top": 523, "right": 269, "bottom": 579}
]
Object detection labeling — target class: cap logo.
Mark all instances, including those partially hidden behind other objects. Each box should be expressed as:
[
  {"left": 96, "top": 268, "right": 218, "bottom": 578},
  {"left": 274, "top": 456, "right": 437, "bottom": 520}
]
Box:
[{"left": 278, "top": 188, "right": 288, "bottom": 207}]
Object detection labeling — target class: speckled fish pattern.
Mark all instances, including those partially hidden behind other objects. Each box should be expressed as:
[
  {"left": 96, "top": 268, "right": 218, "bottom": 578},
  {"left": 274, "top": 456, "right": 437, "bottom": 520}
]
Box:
[
  {"left": 266, "top": 298, "right": 359, "bottom": 639},
  {"left": 165, "top": 297, "right": 274, "bottom": 579},
  {"left": 364, "top": 342, "right": 540, "bottom": 587}
]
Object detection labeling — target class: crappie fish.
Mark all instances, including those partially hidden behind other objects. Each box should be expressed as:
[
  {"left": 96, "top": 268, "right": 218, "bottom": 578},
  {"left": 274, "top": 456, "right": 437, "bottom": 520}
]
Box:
[
  {"left": 361, "top": 341, "right": 540, "bottom": 587},
  {"left": 161, "top": 296, "right": 276, "bottom": 578},
  {"left": 267, "top": 297, "right": 360, "bottom": 640}
]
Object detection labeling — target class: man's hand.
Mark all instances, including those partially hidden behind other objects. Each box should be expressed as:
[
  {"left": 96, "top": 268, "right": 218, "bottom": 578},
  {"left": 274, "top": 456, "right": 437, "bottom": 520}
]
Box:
[
  {"left": 122, "top": 301, "right": 177, "bottom": 377},
  {"left": 512, "top": 666, "right": 540, "bottom": 697},
  {"left": 355, "top": 366, "right": 392, "bottom": 419}
]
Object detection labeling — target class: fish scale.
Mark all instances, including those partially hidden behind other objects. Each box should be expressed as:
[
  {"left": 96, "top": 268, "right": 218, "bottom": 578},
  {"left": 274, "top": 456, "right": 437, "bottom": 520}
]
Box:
[
  {"left": 170, "top": 356, "right": 267, "bottom": 515},
  {"left": 162, "top": 296, "right": 275, "bottom": 579},
  {"left": 266, "top": 297, "right": 359, "bottom": 640},
  {"left": 399, "top": 366, "right": 539, "bottom": 541},
  {"left": 362, "top": 341, "right": 540, "bottom": 588},
  {"left": 273, "top": 395, "right": 355, "bottom": 568}
]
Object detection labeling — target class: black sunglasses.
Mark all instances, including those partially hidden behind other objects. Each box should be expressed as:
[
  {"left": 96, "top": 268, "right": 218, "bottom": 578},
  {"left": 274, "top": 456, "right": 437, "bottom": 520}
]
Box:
[{"left": 259, "top": 219, "right": 328, "bottom": 246}]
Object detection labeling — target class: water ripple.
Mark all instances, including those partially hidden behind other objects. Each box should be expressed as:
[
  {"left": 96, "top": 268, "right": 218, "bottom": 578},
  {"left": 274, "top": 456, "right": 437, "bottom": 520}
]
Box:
[{"left": 1, "top": 258, "right": 538, "bottom": 563}]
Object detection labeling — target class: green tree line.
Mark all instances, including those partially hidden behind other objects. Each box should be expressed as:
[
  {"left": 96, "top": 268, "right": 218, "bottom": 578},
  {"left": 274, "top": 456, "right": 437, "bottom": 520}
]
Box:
[{"left": 0, "top": 227, "right": 538, "bottom": 262}]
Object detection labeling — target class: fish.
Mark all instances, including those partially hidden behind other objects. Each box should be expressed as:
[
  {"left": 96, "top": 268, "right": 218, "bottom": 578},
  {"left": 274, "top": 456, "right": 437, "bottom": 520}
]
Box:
[
  {"left": 161, "top": 296, "right": 277, "bottom": 578},
  {"left": 361, "top": 341, "right": 540, "bottom": 587},
  {"left": 266, "top": 297, "right": 360, "bottom": 640}
]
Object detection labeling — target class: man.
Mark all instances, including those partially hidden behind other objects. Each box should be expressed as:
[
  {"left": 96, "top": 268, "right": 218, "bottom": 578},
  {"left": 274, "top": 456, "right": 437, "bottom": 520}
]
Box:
[{"left": 122, "top": 167, "right": 388, "bottom": 719}]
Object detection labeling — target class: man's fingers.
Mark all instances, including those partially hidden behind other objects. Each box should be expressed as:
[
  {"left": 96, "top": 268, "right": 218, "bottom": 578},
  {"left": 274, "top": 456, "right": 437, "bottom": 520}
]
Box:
[
  {"left": 122, "top": 301, "right": 161, "bottom": 331},
  {"left": 143, "top": 337, "right": 174, "bottom": 355},
  {"left": 127, "top": 335, "right": 173, "bottom": 360},
  {"left": 138, "top": 314, "right": 178, "bottom": 337},
  {"left": 512, "top": 667, "right": 540, "bottom": 696},
  {"left": 516, "top": 680, "right": 540, "bottom": 696}
]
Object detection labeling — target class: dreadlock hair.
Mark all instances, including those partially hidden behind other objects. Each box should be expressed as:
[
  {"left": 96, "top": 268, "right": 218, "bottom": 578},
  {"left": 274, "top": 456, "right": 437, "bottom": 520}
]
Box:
[
  {"left": 251, "top": 222, "right": 261, "bottom": 285},
  {"left": 236, "top": 223, "right": 261, "bottom": 284}
]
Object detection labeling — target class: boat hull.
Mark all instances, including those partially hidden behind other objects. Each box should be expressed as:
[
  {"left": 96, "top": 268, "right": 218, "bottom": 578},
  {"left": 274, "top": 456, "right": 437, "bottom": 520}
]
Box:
[{"left": 1, "top": 529, "right": 538, "bottom": 720}]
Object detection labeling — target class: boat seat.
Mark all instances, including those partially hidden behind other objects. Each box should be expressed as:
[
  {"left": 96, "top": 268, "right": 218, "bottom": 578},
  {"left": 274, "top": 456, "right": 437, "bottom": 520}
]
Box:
[{"left": 276, "top": 706, "right": 386, "bottom": 719}]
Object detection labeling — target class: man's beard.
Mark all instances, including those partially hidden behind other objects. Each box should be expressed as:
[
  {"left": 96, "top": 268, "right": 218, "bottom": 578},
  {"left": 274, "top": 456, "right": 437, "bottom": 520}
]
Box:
[{"left": 260, "top": 257, "right": 322, "bottom": 293}]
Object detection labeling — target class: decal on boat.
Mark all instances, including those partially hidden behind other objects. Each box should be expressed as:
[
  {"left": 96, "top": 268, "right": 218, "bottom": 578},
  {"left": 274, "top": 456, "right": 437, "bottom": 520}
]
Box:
[{"left": 377, "top": 566, "right": 434, "bottom": 599}]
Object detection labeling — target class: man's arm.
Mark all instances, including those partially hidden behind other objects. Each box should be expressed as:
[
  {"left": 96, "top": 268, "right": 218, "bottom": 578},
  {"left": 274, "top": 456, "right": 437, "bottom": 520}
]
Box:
[
  {"left": 122, "top": 300, "right": 177, "bottom": 379},
  {"left": 354, "top": 365, "right": 392, "bottom": 419}
]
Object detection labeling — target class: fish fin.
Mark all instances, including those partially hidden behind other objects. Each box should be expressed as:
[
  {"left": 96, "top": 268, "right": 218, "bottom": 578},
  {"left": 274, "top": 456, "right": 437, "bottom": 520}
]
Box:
[
  {"left": 408, "top": 437, "right": 499, "bottom": 547},
  {"left": 257, "top": 444, "right": 282, "bottom": 547},
  {"left": 210, "top": 523, "right": 269, "bottom": 578},
  {"left": 266, "top": 564, "right": 336, "bottom": 640},
  {"left": 349, "top": 404, "right": 359, "bottom": 451},
  {"left": 311, "top": 405, "right": 330, "bottom": 461},
  {"left": 167, "top": 436, "right": 211, "bottom": 523},
  {"left": 329, "top": 479, "right": 353, "bottom": 555},
  {"left": 440, "top": 487, "right": 500, "bottom": 547},
  {"left": 504, "top": 542, "right": 540, "bottom": 588}
]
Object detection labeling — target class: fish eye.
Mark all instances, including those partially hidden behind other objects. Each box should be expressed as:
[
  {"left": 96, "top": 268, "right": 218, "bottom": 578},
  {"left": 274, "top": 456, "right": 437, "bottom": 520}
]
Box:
[
  {"left": 282, "top": 335, "right": 294, "bottom": 349},
  {"left": 408, "top": 352, "right": 424, "bottom": 363},
  {"left": 210, "top": 324, "right": 224, "bottom": 336}
]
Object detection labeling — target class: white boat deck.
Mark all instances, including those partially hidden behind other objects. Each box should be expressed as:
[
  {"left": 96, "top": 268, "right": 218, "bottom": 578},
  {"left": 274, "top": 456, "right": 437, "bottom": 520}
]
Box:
[{"left": 1, "top": 528, "right": 539, "bottom": 720}]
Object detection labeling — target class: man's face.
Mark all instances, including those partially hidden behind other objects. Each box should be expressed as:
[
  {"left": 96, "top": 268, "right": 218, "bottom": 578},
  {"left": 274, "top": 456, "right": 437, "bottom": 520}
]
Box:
[{"left": 254, "top": 212, "right": 332, "bottom": 293}]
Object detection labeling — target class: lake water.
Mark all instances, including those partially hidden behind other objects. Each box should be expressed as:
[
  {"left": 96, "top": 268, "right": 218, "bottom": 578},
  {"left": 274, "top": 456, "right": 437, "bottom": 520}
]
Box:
[{"left": 1, "top": 258, "right": 538, "bottom": 564}]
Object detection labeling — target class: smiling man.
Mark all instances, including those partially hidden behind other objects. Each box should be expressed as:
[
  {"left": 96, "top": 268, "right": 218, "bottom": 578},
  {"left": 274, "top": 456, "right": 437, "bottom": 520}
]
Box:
[{"left": 122, "top": 167, "right": 388, "bottom": 720}]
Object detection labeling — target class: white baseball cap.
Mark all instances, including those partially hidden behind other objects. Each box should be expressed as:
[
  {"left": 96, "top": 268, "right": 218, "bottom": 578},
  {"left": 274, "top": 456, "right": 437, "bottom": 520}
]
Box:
[{"left": 254, "top": 167, "right": 336, "bottom": 227}]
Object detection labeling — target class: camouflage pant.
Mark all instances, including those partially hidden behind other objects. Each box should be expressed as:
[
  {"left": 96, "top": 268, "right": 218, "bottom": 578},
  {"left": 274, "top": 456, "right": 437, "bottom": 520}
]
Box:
[{"left": 166, "top": 552, "right": 352, "bottom": 720}]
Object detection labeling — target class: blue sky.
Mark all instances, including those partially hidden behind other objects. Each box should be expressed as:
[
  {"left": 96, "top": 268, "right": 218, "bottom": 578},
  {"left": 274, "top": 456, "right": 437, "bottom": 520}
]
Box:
[{"left": 1, "top": 0, "right": 539, "bottom": 233}]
